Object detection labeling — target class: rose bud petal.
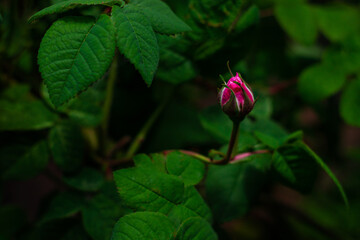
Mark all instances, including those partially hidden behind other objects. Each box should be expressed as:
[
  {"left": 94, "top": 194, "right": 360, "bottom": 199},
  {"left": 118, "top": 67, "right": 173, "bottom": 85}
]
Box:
[{"left": 218, "top": 72, "right": 255, "bottom": 121}]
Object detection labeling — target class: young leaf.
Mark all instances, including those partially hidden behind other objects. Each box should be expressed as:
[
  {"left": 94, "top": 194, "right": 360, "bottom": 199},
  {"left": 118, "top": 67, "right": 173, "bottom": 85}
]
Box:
[
  {"left": 131, "top": 0, "right": 191, "bottom": 34},
  {"left": 49, "top": 121, "right": 84, "bottom": 172},
  {"left": 0, "top": 100, "right": 57, "bottom": 131},
  {"left": 166, "top": 151, "right": 205, "bottom": 186},
  {"left": 112, "top": 5, "right": 159, "bottom": 86},
  {"left": 28, "top": 0, "right": 124, "bottom": 23},
  {"left": 112, "top": 212, "right": 175, "bottom": 240},
  {"left": 175, "top": 217, "right": 218, "bottom": 240},
  {"left": 38, "top": 14, "right": 116, "bottom": 107}
]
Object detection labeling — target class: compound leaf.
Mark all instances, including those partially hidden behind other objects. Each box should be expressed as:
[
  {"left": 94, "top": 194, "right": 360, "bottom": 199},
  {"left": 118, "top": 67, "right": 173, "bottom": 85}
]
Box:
[
  {"left": 112, "top": 5, "right": 159, "bottom": 86},
  {"left": 29, "top": 0, "right": 124, "bottom": 23},
  {"left": 112, "top": 212, "right": 175, "bottom": 240},
  {"left": 38, "top": 14, "right": 115, "bottom": 107},
  {"left": 132, "top": 0, "right": 191, "bottom": 34}
]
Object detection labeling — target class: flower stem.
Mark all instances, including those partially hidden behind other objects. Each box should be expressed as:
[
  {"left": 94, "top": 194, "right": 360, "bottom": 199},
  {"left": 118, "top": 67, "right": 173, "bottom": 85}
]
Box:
[{"left": 215, "top": 120, "right": 240, "bottom": 165}]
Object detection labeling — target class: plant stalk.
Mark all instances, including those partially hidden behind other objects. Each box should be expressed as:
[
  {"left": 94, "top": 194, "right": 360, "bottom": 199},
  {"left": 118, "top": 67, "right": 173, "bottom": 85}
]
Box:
[
  {"left": 124, "top": 100, "right": 166, "bottom": 159},
  {"left": 101, "top": 55, "right": 118, "bottom": 153},
  {"left": 215, "top": 120, "right": 240, "bottom": 165}
]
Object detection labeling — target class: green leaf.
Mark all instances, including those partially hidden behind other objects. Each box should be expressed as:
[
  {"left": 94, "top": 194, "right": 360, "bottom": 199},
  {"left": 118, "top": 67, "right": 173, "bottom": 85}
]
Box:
[
  {"left": 132, "top": 0, "right": 191, "bottom": 34},
  {"left": 112, "top": 5, "right": 159, "bottom": 86},
  {"left": 67, "top": 87, "right": 105, "bottom": 127},
  {"left": 198, "top": 106, "right": 233, "bottom": 143},
  {"left": 254, "top": 131, "right": 280, "bottom": 149},
  {"left": 298, "top": 63, "right": 346, "bottom": 103},
  {"left": 0, "top": 205, "right": 26, "bottom": 239},
  {"left": 3, "top": 141, "right": 49, "bottom": 180},
  {"left": 175, "top": 217, "right": 218, "bottom": 240},
  {"left": 111, "top": 212, "right": 175, "bottom": 240},
  {"left": 113, "top": 166, "right": 184, "bottom": 214},
  {"left": 40, "top": 192, "right": 83, "bottom": 224},
  {"left": 166, "top": 151, "right": 205, "bottom": 186},
  {"left": 300, "top": 143, "right": 349, "bottom": 208},
  {"left": 0, "top": 100, "right": 57, "bottom": 131},
  {"left": 0, "top": 84, "right": 31, "bottom": 101},
  {"left": 181, "top": 187, "right": 212, "bottom": 223},
  {"left": 133, "top": 153, "right": 167, "bottom": 173},
  {"left": 235, "top": 5, "right": 260, "bottom": 33},
  {"left": 28, "top": 0, "right": 124, "bottom": 23},
  {"left": 272, "top": 142, "right": 318, "bottom": 193},
  {"left": 157, "top": 35, "right": 195, "bottom": 84},
  {"left": 82, "top": 194, "right": 125, "bottom": 240},
  {"left": 323, "top": 48, "right": 360, "bottom": 75},
  {"left": 38, "top": 14, "right": 116, "bottom": 107},
  {"left": 206, "top": 154, "right": 271, "bottom": 223},
  {"left": 49, "top": 121, "right": 84, "bottom": 172},
  {"left": 275, "top": 0, "right": 317, "bottom": 45},
  {"left": 314, "top": 5, "right": 360, "bottom": 43},
  {"left": 340, "top": 79, "right": 360, "bottom": 127},
  {"left": 63, "top": 167, "right": 105, "bottom": 192}
]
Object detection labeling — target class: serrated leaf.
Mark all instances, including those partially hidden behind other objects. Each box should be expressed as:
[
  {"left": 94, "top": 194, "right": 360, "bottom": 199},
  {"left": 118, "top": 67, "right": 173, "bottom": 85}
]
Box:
[
  {"left": 273, "top": 143, "right": 318, "bottom": 193},
  {"left": 38, "top": 14, "right": 115, "bottom": 107},
  {"left": 340, "top": 79, "right": 360, "bottom": 127},
  {"left": 166, "top": 151, "right": 205, "bottom": 186},
  {"left": 175, "top": 217, "right": 218, "bottom": 240},
  {"left": 63, "top": 167, "right": 105, "bottom": 192},
  {"left": 28, "top": 0, "right": 124, "bottom": 23},
  {"left": 40, "top": 192, "right": 83, "bottom": 224},
  {"left": 49, "top": 121, "right": 84, "bottom": 172},
  {"left": 3, "top": 141, "right": 49, "bottom": 180},
  {"left": 82, "top": 194, "right": 125, "bottom": 240},
  {"left": 254, "top": 131, "right": 280, "bottom": 149},
  {"left": 113, "top": 166, "right": 184, "bottom": 214},
  {"left": 156, "top": 35, "right": 195, "bottom": 84},
  {"left": 112, "top": 5, "right": 159, "bottom": 86},
  {"left": 111, "top": 212, "right": 175, "bottom": 240},
  {"left": 181, "top": 187, "right": 212, "bottom": 223},
  {"left": 133, "top": 153, "right": 167, "bottom": 173},
  {"left": 298, "top": 63, "right": 346, "bottom": 103},
  {"left": 275, "top": 0, "right": 317, "bottom": 45},
  {"left": 0, "top": 100, "right": 57, "bottom": 131},
  {"left": 206, "top": 154, "right": 271, "bottom": 223},
  {"left": 131, "top": 0, "right": 191, "bottom": 34}
]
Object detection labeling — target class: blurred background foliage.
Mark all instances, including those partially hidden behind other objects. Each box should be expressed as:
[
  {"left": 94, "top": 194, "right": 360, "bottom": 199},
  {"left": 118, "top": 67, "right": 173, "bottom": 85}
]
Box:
[{"left": 0, "top": 0, "right": 360, "bottom": 239}]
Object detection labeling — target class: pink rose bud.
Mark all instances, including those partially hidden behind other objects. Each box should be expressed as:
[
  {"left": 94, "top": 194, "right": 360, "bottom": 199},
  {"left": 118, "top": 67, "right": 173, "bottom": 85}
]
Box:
[{"left": 218, "top": 72, "right": 255, "bottom": 121}]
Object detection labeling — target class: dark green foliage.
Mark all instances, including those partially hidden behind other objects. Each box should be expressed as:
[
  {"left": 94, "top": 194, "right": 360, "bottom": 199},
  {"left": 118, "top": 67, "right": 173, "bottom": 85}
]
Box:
[
  {"left": 206, "top": 154, "right": 272, "bottom": 223},
  {"left": 0, "top": 0, "right": 356, "bottom": 239}
]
